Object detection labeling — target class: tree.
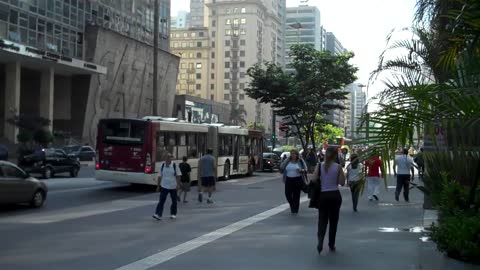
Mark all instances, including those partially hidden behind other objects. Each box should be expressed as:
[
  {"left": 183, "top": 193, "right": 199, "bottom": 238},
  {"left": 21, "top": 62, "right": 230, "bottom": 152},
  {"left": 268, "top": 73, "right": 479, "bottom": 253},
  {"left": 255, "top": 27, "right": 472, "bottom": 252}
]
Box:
[
  {"left": 245, "top": 44, "right": 357, "bottom": 151},
  {"left": 316, "top": 123, "right": 345, "bottom": 145}
]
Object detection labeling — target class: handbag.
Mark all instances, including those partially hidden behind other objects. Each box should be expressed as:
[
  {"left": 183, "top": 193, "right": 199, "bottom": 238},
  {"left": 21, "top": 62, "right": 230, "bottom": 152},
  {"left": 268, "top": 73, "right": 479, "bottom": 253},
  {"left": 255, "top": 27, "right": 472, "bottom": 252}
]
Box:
[
  {"left": 308, "top": 163, "right": 322, "bottom": 208},
  {"left": 300, "top": 160, "right": 310, "bottom": 193}
]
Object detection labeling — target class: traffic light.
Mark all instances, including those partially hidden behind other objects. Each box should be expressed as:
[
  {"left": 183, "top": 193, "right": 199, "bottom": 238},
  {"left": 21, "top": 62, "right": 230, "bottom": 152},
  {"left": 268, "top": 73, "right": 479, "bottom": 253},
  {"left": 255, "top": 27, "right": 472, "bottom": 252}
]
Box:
[{"left": 272, "top": 134, "right": 277, "bottom": 140}]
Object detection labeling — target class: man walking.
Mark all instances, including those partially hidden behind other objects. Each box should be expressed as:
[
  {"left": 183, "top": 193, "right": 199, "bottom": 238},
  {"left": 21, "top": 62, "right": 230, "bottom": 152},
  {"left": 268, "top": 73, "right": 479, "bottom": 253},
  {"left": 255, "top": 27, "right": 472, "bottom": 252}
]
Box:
[
  {"left": 153, "top": 154, "right": 181, "bottom": 220},
  {"left": 394, "top": 148, "right": 415, "bottom": 202},
  {"left": 199, "top": 148, "right": 216, "bottom": 203}
]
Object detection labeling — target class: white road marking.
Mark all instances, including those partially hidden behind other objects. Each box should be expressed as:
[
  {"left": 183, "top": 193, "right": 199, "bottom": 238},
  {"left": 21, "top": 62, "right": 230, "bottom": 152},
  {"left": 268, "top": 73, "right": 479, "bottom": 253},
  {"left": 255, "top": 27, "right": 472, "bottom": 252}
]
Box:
[
  {"left": 115, "top": 196, "right": 309, "bottom": 270},
  {"left": 0, "top": 198, "right": 155, "bottom": 224}
]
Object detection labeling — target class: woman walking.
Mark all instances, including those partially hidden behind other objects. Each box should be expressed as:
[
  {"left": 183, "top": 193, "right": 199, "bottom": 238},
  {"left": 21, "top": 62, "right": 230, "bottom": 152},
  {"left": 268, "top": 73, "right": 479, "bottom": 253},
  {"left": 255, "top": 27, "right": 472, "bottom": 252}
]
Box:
[
  {"left": 346, "top": 153, "right": 363, "bottom": 212},
  {"left": 311, "top": 147, "right": 345, "bottom": 253},
  {"left": 366, "top": 155, "right": 383, "bottom": 201},
  {"left": 280, "top": 149, "right": 308, "bottom": 215},
  {"left": 178, "top": 156, "right": 192, "bottom": 203}
]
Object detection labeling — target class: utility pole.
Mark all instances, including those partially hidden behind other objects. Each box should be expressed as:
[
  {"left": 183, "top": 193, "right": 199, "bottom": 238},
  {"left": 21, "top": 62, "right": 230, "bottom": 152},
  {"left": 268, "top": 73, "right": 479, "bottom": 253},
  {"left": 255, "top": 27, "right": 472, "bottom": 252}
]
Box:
[{"left": 152, "top": 0, "right": 159, "bottom": 116}]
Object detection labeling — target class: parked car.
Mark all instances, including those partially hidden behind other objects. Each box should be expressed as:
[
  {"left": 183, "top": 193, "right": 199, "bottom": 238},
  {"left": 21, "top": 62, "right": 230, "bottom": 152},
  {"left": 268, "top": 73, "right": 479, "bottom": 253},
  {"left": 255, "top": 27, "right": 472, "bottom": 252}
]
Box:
[
  {"left": 0, "top": 161, "right": 48, "bottom": 207},
  {"left": 65, "top": 145, "right": 95, "bottom": 161},
  {"left": 262, "top": 152, "right": 280, "bottom": 172},
  {"left": 0, "top": 144, "right": 8, "bottom": 161},
  {"left": 18, "top": 148, "right": 81, "bottom": 179}
]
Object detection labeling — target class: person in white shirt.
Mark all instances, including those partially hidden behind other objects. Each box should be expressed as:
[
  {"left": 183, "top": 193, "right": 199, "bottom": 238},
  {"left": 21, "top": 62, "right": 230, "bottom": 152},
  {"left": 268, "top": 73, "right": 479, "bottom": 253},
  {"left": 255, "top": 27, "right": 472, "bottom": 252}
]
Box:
[
  {"left": 346, "top": 153, "right": 364, "bottom": 212},
  {"left": 393, "top": 148, "right": 415, "bottom": 202},
  {"left": 153, "top": 153, "right": 182, "bottom": 220}
]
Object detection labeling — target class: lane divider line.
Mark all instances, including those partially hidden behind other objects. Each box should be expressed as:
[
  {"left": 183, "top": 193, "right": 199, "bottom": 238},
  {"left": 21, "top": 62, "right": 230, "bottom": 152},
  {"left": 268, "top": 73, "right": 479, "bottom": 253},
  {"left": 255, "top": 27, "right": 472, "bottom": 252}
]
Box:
[{"left": 115, "top": 196, "right": 309, "bottom": 270}]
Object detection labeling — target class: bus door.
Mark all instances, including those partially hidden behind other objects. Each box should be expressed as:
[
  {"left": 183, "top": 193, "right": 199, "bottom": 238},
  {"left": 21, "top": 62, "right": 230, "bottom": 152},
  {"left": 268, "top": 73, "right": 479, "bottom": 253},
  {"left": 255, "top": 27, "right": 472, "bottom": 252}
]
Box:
[{"left": 233, "top": 135, "right": 239, "bottom": 171}]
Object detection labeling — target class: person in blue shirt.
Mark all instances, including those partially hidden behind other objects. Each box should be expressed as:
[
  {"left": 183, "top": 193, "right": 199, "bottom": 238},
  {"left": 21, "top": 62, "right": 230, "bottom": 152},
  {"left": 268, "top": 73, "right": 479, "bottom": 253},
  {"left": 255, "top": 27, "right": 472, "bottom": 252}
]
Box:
[{"left": 199, "top": 148, "right": 216, "bottom": 203}]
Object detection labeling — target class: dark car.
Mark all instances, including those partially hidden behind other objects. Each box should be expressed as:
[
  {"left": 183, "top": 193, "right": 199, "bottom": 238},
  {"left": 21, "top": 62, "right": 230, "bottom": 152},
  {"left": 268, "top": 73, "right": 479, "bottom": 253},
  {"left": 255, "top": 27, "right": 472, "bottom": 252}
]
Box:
[
  {"left": 0, "top": 144, "right": 8, "bottom": 161},
  {"left": 65, "top": 145, "right": 95, "bottom": 161},
  {"left": 18, "top": 148, "right": 81, "bottom": 179},
  {"left": 0, "top": 161, "right": 48, "bottom": 207},
  {"left": 262, "top": 152, "right": 280, "bottom": 172}
]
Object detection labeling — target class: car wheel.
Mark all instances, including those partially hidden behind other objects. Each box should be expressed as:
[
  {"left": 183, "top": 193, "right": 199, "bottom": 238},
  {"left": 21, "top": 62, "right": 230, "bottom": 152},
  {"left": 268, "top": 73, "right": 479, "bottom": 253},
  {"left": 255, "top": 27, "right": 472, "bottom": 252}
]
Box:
[
  {"left": 43, "top": 167, "right": 53, "bottom": 179},
  {"left": 223, "top": 162, "right": 230, "bottom": 180},
  {"left": 70, "top": 166, "right": 79, "bottom": 178},
  {"left": 30, "top": 190, "right": 46, "bottom": 208}
]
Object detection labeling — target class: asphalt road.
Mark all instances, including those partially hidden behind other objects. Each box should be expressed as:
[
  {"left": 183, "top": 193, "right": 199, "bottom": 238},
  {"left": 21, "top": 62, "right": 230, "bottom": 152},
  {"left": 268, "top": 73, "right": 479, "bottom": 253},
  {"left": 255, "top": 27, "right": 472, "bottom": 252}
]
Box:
[{"left": 0, "top": 172, "right": 474, "bottom": 270}]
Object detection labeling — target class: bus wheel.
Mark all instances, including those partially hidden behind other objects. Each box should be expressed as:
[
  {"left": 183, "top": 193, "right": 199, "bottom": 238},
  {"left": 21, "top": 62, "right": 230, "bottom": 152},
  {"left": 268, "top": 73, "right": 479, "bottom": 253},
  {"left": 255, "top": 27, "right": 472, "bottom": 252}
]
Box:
[{"left": 223, "top": 162, "right": 230, "bottom": 180}]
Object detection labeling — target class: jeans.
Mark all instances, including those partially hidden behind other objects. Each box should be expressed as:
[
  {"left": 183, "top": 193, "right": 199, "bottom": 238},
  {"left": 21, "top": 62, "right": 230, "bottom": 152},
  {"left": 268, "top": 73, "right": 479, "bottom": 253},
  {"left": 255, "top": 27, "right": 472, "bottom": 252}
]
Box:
[
  {"left": 317, "top": 190, "right": 342, "bottom": 248},
  {"left": 395, "top": 174, "right": 410, "bottom": 201},
  {"left": 285, "top": 177, "right": 302, "bottom": 213},
  {"left": 155, "top": 188, "right": 178, "bottom": 217},
  {"left": 349, "top": 181, "right": 361, "bottom": 210}
]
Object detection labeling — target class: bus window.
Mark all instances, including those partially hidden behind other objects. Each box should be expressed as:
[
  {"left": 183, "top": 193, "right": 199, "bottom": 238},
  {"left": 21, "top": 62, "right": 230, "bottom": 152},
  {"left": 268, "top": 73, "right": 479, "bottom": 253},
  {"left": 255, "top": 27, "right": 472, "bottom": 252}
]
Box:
[
  {"left": 167, "top": 133, "right": 177, "bottom": 159},
  {"left": 187, "top": 133, "right": 198, "bottom": 158},
  {"left": 198, "top": 133, "right": 206, "bottom": 156},
  {"left": 239, "top": 136, "right": 246, "bottom": 155},
  {"left": 178, "top": 133, "right": 187, "bottom": 159},
  {"left": 102, "top": 120, "right": 145, "bottom": 145},
  {"left": 156, "top": 132, "right": 168, "bottom": 161}
]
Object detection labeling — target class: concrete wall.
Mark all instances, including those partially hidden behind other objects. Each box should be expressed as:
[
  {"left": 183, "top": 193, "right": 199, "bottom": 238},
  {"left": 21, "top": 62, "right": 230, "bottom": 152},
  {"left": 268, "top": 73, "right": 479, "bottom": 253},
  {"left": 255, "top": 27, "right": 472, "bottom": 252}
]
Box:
[
  {"left": 19, "top": 68, "right": 41, "bottom": 117},
  {"left": 82, "top": 26, "right": 180, "bottom": 145}
]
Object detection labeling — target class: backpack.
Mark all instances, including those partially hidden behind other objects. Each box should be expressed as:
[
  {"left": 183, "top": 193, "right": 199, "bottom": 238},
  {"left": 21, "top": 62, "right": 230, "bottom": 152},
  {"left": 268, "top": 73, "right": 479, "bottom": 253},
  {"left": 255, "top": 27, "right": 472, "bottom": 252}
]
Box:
[{"left": 161, "top": 163, "right": 177, "bottom": 176}]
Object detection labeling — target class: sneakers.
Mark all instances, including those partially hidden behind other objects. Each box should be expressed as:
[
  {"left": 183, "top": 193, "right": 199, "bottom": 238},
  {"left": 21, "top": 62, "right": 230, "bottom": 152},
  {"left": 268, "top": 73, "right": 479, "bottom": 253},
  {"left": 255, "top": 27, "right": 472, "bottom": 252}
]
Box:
[
  {"left": 177, "top": 197, "right": 181, "bottom": 202},
  {"left": 198, "top": 193, "right": 203, "bottom": 203},
  {"left": 373, "top": 195, "right": 379, "bottom": 201},
  {"left": 152, "top": 214, "right": 162, "bottom": 221},
  {"left": 170, "top": 215, "right": 176, "bottom": 219}
]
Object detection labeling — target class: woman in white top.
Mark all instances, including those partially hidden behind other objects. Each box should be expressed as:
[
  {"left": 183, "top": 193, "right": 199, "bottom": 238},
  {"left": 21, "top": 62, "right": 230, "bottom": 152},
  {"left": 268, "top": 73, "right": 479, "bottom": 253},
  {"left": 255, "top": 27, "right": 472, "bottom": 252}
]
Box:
[
  {"left": 346, "top": 153, "right": 363, "bottom": 212},
  {"left": 280, "top": 149, "right": 307, "bottom": 215}
]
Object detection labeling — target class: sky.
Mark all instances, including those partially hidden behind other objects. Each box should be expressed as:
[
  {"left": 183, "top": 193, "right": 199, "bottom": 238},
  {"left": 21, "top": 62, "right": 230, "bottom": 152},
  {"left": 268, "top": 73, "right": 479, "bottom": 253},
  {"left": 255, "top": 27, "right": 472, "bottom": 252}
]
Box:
[{"left": 171, "top": 0, "right": 418, "bottom": 104}]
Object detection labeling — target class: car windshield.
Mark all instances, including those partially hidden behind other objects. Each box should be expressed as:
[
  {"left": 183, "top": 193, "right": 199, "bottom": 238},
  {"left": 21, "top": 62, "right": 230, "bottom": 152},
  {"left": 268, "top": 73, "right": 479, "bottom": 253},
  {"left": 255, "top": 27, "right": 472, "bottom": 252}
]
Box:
[{"left": 64, "top": 146, "right": 81, "bottom": 153}]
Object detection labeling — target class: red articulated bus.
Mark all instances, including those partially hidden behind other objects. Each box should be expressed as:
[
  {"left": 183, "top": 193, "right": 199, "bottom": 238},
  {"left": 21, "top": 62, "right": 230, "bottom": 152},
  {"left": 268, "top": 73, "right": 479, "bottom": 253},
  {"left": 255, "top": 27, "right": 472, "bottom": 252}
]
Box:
[{"left": 95, "top": 117, "right": 264, "bottom": 185}]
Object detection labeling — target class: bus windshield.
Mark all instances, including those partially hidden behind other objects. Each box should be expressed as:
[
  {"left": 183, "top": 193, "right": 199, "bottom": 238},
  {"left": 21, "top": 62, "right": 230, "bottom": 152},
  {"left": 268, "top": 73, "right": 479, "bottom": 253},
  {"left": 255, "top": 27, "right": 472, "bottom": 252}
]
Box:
[{"left": 100, "top": 120, "right": 146, "bottom": 145}]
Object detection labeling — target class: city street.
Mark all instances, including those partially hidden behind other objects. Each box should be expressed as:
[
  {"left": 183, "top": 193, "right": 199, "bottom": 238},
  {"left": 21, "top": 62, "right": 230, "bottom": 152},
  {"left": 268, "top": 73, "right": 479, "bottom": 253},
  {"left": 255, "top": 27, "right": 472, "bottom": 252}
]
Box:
[{"left": 0, "top": 170, "right": 473, "bottom": 270}]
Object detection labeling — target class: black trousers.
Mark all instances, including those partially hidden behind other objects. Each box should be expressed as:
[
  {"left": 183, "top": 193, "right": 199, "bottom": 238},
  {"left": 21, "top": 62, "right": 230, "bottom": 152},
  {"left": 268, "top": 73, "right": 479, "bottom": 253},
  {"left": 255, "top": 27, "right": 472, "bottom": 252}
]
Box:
[
  {"left": 395, "top": 174, "right": 410, "bottom": 201},
  {"left": 155, "top": 188, "right": 178, "bottom": 216},
  {"left": 317, "top": 190, "right": 342, "bottom": 248},
  {"left": 285, "top": 177, "right": 302, "bottom": 213},
  {"left": 349, "top": 181, "right": 361, "bottom": 210}
]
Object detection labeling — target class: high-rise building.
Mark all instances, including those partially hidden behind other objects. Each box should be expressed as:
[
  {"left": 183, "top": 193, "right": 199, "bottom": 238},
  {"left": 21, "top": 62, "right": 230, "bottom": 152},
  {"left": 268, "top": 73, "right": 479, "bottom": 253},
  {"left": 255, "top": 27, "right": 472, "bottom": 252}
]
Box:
[
  {"left": 0, "top": 0, "right": 179, "bottom": 144},
  {"left": 326, "top": 32, "right": 346, "bottom": 55},
  {"left": 190, "top": 0, "right": 207, "bottom": 27},
  {"left": 170, "top": 27, "right": 211, "bottom": 99},
  {"left": 352, "top": 84, "right": 367, "bottom": 137},
  {"left": 171, "top": 10, "right": 190, "bottom": 29},
  {"left": 285, "top": 6, "right": 321, "bottom": 72},
  {"left": 319, "top": 26, "right": 327, "bottom": 51},
  {"left": 205, "top": 0, "right": 285, "bottom": 133}
]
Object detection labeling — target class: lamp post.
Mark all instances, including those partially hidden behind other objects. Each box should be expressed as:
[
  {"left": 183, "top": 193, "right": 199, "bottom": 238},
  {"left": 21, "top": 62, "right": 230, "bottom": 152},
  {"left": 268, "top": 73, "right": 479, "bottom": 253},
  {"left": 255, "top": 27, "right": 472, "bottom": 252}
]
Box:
[{"left": 152, "top": 0, "right": 159, "bottom": 116}]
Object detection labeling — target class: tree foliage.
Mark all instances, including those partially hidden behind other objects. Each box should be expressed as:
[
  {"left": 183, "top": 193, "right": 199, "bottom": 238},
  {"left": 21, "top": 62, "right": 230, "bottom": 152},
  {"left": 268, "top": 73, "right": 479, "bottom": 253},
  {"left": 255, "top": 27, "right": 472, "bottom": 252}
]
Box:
[{"left": 245, "top": 44, "right": 357, "bottom": 150}]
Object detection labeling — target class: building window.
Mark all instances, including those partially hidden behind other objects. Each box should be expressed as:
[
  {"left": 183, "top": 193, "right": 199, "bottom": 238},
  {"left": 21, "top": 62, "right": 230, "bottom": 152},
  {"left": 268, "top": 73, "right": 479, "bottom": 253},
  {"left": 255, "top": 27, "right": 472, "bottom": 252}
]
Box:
[
  {"left": 224, "top": 83, "right": 230, "bottom": 89},
  {"left": 234, "top": 8, "right": 239, "bottom": 13},
  {"left": 196, "top": 63, "right": 202, "bottom": 69},
  {"left": 212, "top": 31, "right": 216, "bottom": 37},
  {"left": 181, "top": 42, "right": 187, "bottom": 48},
  {"left": 240, "top": 72, "right": 245, "bottom": 78},
  {"left": 211, "top": 63, "right": 215, "bottom": 69},
  {"left": 225, "top": 51, "right": 230, "bottom": 57},
  {"left": 197, "top": 52, "right": 202, "bottom": 58},
  {"left": 199, "top": 32, "right": 204, "bottom": 37},
  {"left": 240, "top": 40, "right": 246, "bottom": 46},
  {"left": 181, "top": 73, "right": 187, "bottom": 79},
  {"left": 240, "top": 61, "right": 245, "bottom": 68},
  {"left": 225, "top": 62, "right": 230, "bottom": 68},
  {"left": 212, "top": 20, "right": 216, "bottom": 27},
  {"left": 226, "top": 9, "right": 231, "bottom": 14},
  {"left": 239, "top": 104, "right": 245, "bottom": 110},
  {"left": 196, "top": 84, "right": 201, "bottom": 90},
  {"left": 181, "top": 63, "right": 187, "bottom": 68},
  {"left": 239, "top": 94, "right": 245, "bottom": 100},
  {"left": 211, "top": 52, "right": 215, "bottom": 58},
  {"left": 211, "top": 84, "right": 214, "bottom": 90},
  {"left": 239, "top": 83, "right": 245, "bottom": 89},
  {"left": 189, "top": 53, "right": 194, "bottom": 58},
  {"left": 224, "top": 94, "right": 230, "bottom": 100},
  {"left": 225, "top": 30, "right": 231, "bottom": 36},
  {"left": 183, "top": 32, "right": 188, "bottom": 37},
  {"left": 240, "top": 18, "right": 246, "bottom": 24},
  {"left": 196, "top": 73, "right": 202, "bottom": 79},
  {"left": 240, "top": 50, "right": 245, "bottom": 57},
  {"left": 233, "top": 18, "right": 239, "bottom": 25},
  {"left": 240, "top": 29, "right": 246, "bottom": 35},
  {"left": 226, "top": 19, "right": 231, "bottom": 25},
  {"left": 191, "top": 32, "right": 196, "bottom": 37},
  {"left": 211, "top": 73, "right": 214, "bottom": 79},
  {"left": 225, "top": 40, "right": 230, "bottom": 46},
  {"left": 197, "top": 41, "right": 202, "bottom": 47},
  {"left": 224, "top": 72, "right": 230, "bottom": 79},
  {"left": 241, "top": 7, "right": 246, "bottom": 13}
]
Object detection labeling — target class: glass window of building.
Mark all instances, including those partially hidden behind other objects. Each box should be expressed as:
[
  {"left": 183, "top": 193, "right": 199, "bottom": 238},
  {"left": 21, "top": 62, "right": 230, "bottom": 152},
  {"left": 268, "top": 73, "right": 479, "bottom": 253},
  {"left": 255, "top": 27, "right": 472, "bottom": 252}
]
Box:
[
  {"left": 233, "top": 8, "right": 238, "bottom": 13},
  {"left": 240, "top": 72, "right": 245, "bottom": 78},
  {"left": 212, "top": 20, "right": 216, "bottom": 27},
  {"left": 240, "top": 18, "right": 246, "bottom": 24},
  {"left": 226, "top": 19, "right": 231, "bottom": 25},
  {"left": 240, "top": 50, "right": 245, "bottom": 57},
  {"left": 196, "top": 63, "right": 202, "bottom": 69},
  {"left": 240, "top": 61, "right": 245, "bottom": 68},
  {"left": 196, "top": 73, "right": 201, "bottom": 79},
  {"left": 239, "top": 94, "right": 245, "bottom": 100},
  {"left": 196, "top": 84, "right": 201, "bottom": 90},
  {"left": 233, "top": 18, "right": 239, "bottom": 25},
  {"left": 240, "top": 40, "right": 246, "bottom": 46},
  {"left": 241, "top": 7, "right": 246, "bottom": 13},
  {"left": 212, "top": 41, "right": 215, "bottom": 47},
  {"left": 211, "top": 84, "right": 214, "bottom": 90},
  {"left": 224, "top": 94, "right": 230, "bottom": 100},
  {"left": 226, "top": 9, "right": 231, "bottom": 14},
  {"left": 181, "top": 73, "right": 187, "bottom": 79},
  {"left": 197, "top": 41, "right": 202, "bottom": 47},
  {"left": 189, "top": 52, "right": 194, "bottom": 58},
  {"left": 225, "top": 40, "right": 230, "bottom": 46},
  {"left": 239, "top": 83, "right": 245, "bottom": 89},
  {"left": 225, "top": 62, "right": 230, "bottom": 68},
  {"left": 211, "top": 63, "right": 215, "bottom": 69},
  {"left": 196, "top": 52, "right": 201, "bottom": 58},
  {"left": 199, "top": 31, "right": 204, "bottom": 37},
  {"left": 183, "top": 32, "right": 188, "bottom": 37},
  {"left": 239, "top": 104, "right": 245, "bottom": 110},
  {"left": 224, "top": 72, "right": 230, "bottom": 79},
  {"left": 211, "top": 52, "right": 215, "bottom": 58},
  {"left": 224, "top": 83, "right": 230, "bottom": 89},
  {"left": 225, "top": 51, "right": 230, "bottom": 57},
  {"left": 225, "top": 29, "right": 231, "bottom": 36},
  {"left": 211, "top": 73, "right": 214, "bottom": 79},
  {"left": 240, "top": 29, "right": 246, "bottom": 35},
  {"left": 191, "top": 32, "right": 196, "bottom": 37}
]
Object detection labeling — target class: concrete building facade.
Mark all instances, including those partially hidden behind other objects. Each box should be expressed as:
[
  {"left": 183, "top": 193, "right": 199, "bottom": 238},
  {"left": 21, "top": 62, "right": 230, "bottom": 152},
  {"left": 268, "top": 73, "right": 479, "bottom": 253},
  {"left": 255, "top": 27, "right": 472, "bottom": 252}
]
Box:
[
  {"left": 170, "top": 27, "right": 211, "bottom": 99},
  {"left": 285, "top": 6, "right": 321, "bottom": 72},
  {"left": 171, "top": 10, "right": 190, "bottom": 29},
  {"left": 205, "top": 0, "right": 286, "bottom": 133},
  {"left": 0, "top": 0, "right": 178, "bottom": 145}
]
